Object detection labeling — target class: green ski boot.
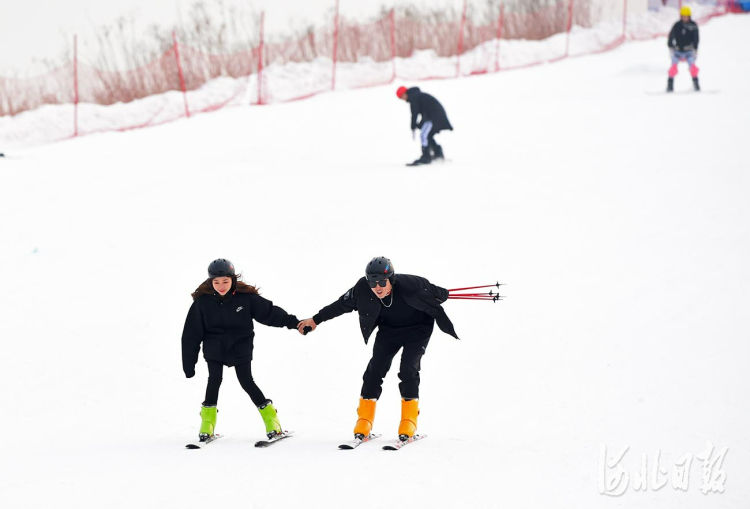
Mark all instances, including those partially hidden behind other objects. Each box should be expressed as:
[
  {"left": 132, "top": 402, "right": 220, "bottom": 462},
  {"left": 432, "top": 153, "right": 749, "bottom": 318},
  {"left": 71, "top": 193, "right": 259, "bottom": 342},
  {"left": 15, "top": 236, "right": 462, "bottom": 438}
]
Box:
[
  {"left": 258, "top": 400, "right": 282, "bottom": 439},
  {"left": 199, "top": 406, "right": 218, "bottom": 441}
]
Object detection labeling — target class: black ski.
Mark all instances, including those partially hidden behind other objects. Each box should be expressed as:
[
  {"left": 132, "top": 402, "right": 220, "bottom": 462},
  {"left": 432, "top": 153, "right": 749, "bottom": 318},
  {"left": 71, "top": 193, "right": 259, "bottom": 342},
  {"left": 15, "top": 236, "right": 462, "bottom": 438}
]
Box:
[
  {"left": 405, "top": 158, "right": 449, "bottom": 167},
  {"left": 254, "top": 430, "right": 294, "bottom": 448},
  {"left": 185, "top": 434, "right": 222, "bottom": 449}
]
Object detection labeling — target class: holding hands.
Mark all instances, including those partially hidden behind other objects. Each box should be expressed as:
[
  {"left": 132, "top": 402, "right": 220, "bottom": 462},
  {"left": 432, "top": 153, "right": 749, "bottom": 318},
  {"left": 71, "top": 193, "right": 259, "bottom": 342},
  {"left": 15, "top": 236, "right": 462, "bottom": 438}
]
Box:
[{"left": 297, "top": 318, "right": 317, "bottom": 335}]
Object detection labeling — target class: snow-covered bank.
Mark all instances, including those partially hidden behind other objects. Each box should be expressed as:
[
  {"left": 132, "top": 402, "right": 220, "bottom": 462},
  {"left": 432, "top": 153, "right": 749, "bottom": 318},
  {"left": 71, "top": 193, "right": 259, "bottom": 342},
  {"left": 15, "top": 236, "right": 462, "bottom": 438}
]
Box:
[
  {"left": 0, "top": 12, "right": 748, "bottom": 509},
  {"left": 0, "top": 4, "right": 722, "bottom": 147}
]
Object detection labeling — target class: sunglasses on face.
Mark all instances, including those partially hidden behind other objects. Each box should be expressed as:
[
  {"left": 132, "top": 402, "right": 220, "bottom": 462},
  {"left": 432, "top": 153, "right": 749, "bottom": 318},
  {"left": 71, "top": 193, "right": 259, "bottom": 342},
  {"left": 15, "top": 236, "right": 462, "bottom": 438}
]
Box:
[{"left": 368, "top": 279, "right": 388, "bottom": 288}]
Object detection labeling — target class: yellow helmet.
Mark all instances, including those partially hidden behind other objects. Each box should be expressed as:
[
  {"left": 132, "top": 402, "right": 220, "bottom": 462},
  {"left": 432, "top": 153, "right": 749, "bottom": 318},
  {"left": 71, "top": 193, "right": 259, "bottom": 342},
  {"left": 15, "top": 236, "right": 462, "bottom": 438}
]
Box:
[{"left": 680, "top": 5, "right": 691, "bottom": 17}]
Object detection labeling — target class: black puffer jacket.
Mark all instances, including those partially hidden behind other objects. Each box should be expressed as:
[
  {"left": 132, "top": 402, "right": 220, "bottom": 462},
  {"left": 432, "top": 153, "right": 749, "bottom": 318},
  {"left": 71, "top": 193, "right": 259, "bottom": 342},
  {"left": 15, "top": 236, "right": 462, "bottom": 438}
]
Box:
[
  {"left": 668, "top": 20, "right": 699, "bottom": 52},
  {"left": 406, "top": 87, "right": 453, "bottom": 132},
  {"left": 312, "top": 273, "right": 458, "bottom": 343},
  {"left": 181, "top": 291, "right": 299, "bottom": 374}
]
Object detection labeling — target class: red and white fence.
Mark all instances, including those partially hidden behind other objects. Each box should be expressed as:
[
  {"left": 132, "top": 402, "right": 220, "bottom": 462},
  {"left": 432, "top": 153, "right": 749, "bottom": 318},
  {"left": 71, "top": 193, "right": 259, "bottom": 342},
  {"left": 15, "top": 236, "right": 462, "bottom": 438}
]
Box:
[{"left": 0, "top": 0, "right": 736, "bottom": 144}]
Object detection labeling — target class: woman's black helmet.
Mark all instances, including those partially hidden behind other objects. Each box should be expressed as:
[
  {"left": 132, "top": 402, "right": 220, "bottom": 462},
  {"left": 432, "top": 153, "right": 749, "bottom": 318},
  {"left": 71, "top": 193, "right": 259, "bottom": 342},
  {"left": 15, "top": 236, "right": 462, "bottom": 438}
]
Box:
[
  {"left": 365, "top": 256, "right": 394, "bottom": 286},
  {"left": 208, "top": 258, "right": 235, "bottom": 278}
]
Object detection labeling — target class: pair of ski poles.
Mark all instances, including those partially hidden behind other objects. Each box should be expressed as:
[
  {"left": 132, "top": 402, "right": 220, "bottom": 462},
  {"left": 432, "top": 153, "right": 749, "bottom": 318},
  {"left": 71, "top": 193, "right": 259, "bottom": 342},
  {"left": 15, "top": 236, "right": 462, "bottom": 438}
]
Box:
[{"left": 447, "top": 282, "right": 504, "bottom": 302}]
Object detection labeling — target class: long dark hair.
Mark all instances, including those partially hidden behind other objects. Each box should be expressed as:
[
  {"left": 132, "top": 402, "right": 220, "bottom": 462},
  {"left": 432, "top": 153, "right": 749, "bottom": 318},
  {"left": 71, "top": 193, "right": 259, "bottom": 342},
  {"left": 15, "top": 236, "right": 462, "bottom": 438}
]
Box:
[{"left": 191, "top": 275, "right": 259, "bottom": 301}]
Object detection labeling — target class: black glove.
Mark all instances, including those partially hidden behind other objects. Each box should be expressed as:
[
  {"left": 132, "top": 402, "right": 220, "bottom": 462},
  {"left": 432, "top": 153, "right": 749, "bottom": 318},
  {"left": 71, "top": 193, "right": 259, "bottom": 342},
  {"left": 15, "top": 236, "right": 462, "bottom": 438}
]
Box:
[{"left": 185, "top": 368, "right": 195, "bottom": 378}]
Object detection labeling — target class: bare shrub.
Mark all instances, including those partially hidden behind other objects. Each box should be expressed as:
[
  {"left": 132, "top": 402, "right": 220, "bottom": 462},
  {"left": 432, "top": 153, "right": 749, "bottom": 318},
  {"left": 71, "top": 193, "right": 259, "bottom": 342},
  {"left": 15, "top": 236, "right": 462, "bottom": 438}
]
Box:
[{"left": 1, "top": 0, "right": 593, "bottom": 117}]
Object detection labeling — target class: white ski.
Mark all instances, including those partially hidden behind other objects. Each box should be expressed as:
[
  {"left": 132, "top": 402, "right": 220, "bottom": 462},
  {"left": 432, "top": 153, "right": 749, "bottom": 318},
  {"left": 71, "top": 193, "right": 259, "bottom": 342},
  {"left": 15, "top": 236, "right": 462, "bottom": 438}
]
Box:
[
  {"left": 338, "top": 433, "right": 382, "bottom": 450},
  {"left": 645, "top": 89, "right": 719, "bottom": 95},
  {"left": 382, "top": 434, "right": 427, "bottom": 450}
]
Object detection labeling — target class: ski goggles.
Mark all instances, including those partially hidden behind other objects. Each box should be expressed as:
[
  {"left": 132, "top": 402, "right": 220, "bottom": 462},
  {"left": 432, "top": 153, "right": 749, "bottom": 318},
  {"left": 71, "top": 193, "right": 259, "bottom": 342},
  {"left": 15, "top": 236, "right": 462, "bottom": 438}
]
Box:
[{"left": 367, "top": 279, "right": 389, "bottom": 288}]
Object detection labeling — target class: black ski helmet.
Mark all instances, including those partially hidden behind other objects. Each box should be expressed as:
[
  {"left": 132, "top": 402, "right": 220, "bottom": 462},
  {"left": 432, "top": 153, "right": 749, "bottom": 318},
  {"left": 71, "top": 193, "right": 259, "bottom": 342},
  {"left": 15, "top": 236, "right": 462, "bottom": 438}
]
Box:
[
  {"left": 208, "top": 258, "right": 235, "bottom": 278},
  {"left": 365, "top": 256, "right": 394, "bottom": 284}
]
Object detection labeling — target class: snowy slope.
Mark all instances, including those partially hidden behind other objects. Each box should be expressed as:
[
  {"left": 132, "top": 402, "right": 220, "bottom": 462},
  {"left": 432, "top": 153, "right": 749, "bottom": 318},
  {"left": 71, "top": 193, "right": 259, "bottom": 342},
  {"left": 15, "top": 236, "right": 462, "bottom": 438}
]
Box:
[{"left": 1, "top": 13, "right": 749, "bottom": 509}]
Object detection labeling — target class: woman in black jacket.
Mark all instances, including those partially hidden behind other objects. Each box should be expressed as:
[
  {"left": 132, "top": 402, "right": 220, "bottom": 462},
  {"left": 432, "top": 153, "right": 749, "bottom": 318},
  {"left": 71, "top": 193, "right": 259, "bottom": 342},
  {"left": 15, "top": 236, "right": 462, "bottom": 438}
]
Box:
[
  {"left": 297, "top": 257, "right": 458, "bottom": 444},
  {"left": 182, "top": 258, "right": 301, "bottom": 443}
]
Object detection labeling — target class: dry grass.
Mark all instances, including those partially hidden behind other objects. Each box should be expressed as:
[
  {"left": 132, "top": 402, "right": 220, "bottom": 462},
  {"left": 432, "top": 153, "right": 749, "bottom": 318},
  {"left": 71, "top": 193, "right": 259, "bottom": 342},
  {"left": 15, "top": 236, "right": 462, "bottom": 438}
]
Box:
[{"left": 1, "top": 0, "right": 589, "bottom": 117}]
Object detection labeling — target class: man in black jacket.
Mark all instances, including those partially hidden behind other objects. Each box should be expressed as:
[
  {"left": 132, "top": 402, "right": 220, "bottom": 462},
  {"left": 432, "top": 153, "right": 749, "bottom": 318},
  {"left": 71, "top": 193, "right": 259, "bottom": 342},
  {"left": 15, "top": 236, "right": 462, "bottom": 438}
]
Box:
[
  {"left": 297, "top": 257, "right": 458, "bottom": 442},
  {"left": 667, "top": 6, "right": 700, "bottom": 92},
  {"left": 397, "top": 86, "right": 453, "bottom": 166}
]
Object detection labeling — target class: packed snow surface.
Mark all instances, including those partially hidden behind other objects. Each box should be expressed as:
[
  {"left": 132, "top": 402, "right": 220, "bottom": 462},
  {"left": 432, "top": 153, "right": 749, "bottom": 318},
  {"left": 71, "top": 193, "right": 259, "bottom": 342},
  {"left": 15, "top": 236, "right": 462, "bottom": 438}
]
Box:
[{"left": 0, "top": 13, "right": 748, "bottom": 509}]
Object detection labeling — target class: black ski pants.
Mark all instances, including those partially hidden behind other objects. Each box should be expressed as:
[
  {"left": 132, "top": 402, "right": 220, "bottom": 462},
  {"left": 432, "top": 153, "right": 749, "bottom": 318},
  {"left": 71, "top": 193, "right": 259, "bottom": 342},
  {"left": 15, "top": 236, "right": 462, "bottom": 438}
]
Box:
[
  {"left": 203, "top": 360, "right": 267, "bottom": 407},
  {"left": 361, "top": 335, "right": 430, "bottom": 400}
]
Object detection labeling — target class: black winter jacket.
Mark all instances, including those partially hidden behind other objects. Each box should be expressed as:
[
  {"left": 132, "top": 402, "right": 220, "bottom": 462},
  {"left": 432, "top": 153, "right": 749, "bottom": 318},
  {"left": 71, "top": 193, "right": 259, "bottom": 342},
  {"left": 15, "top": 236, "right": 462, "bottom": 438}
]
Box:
[
  {"left": 668, "top": 20, "right": 699, "bottom": 52},
  {"left": 312, "top": 274, "right": 458, "bottom": 343},
  {"left": 181, "top": 291, "right": 299, "bottom": 375},
  {"left": 406, "top": 87, "right": 453, "bottom": 132}
]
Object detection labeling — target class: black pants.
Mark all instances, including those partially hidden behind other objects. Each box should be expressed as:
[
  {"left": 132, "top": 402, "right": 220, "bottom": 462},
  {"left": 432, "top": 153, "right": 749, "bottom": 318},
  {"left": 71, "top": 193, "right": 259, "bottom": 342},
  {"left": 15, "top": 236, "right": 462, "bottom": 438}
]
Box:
[
  {"left": 361, "top": 336, "right": 429, "bottom": 400},
  {"left": 203, "top": 360, "right": 267, "bottom": 407}
]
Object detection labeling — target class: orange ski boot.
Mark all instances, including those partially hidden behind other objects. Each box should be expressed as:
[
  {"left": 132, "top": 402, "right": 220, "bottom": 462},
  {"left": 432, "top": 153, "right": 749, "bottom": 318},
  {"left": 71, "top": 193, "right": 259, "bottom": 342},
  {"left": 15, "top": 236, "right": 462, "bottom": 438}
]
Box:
[
  {"left": 353, "top": 397, "right": 377, "bottom": 439},
  {"left": 398, "top": 398, "right": 419, "bottom": 440}
]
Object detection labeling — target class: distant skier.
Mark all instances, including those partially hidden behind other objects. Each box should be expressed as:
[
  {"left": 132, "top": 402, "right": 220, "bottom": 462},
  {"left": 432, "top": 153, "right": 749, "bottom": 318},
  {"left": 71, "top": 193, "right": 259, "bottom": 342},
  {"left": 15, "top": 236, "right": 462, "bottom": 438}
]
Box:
[
  {"left": 667, "top": 6, "right": 700, "bottom": 92},
  {"left": 181, "top": 258, "right": 301, "bottom": 444},
  {"left": 297, "top": 257, "right": 459, "bottom": 445},
  {"left": 397, "top": 86, "right": 453, "bottom": 166}
]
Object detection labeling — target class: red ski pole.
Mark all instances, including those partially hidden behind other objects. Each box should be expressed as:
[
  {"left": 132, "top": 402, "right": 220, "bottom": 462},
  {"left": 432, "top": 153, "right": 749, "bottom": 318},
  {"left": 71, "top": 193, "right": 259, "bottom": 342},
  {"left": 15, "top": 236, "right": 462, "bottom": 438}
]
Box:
[
  {"left": 448, "top": 282, "right": 502, "bottom": 292},
  {"left": 448, "top": 295, "right": 500, "bottom": 301},
  {"left": 448, "top": 290, "right": 500, "bottom": 297}
]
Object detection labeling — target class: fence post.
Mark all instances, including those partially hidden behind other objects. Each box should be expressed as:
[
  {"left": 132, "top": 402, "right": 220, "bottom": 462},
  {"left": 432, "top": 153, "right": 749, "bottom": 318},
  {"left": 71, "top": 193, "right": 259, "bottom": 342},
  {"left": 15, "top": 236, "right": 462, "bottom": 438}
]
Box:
[
  {"left": 73, "top": 34, "right": 79, "bottom": 137},
  {"left": 257, "top": 11, "right": 265, "bottom": 105},
  {"left": 456, "top": 0, "right": 467, "bottom": 77},
  {"left": 172, "top": 31, "right": 190, "bottom": 118},
  {"left": 390, "top": 8, "right": 396, "bottom": 82},
  {"left": 332, "top": 0, "right": 340, "bottom": 91},
  {"left": 495, "top": 3, "right": 504, "bottom": 72},
  {"left": 564, "top": 0, "right": 575, "bottom": 58}
]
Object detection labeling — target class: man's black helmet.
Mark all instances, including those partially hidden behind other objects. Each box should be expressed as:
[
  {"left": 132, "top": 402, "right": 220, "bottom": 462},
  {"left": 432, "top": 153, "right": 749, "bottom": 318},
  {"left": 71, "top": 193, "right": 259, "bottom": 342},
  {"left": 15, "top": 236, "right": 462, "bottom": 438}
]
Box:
[
  {"left": 208, "top": 258, "right": 235, "bottom": 278},
  {"left": 365, "top": 256, "right": 394, "bottom": 284}
]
